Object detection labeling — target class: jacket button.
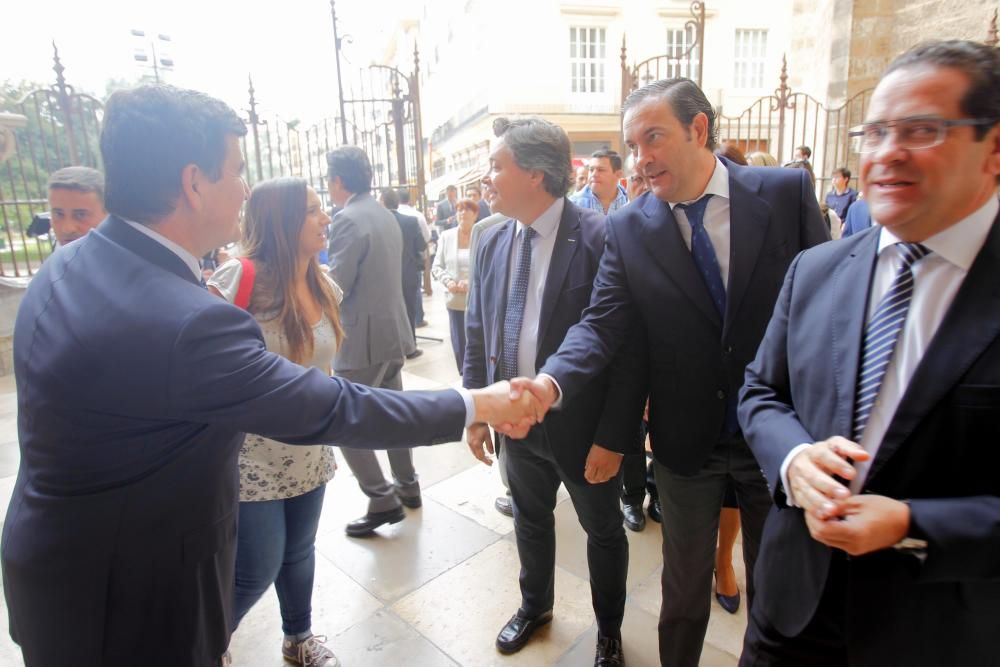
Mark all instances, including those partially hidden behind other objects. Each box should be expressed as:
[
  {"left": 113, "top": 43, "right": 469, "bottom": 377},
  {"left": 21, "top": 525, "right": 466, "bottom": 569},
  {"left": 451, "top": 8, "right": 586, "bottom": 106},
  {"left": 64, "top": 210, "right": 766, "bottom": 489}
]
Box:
[{"left": 717, "top": 390, "right": 726, "bottom": 400}]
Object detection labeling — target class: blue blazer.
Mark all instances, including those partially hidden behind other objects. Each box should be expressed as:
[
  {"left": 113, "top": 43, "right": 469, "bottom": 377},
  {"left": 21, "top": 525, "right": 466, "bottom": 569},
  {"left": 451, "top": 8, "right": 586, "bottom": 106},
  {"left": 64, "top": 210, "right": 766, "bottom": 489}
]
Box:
[
  {"left": 540, "top": 159, "right": 830, "bottom": 475},
  {"left": 4, "top": 215, "right": 465, "bottom": 666},
  {"left": 739, "top": 215, "right": 1000, "bottom": 663},
  {"left": 463, "top": 200, "right": 632, "bottom": 483}
]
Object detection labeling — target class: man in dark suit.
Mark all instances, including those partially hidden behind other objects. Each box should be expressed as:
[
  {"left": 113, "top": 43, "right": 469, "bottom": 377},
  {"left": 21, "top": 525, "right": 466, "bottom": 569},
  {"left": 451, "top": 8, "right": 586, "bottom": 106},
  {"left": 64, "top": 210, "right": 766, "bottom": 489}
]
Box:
[
  {"left": 326, "top": 147, "right": 426, "bottom": 536},
  {"left": 464, "top": 117, "right": 631, "bottom": 666},
  {"left": 738, "top": 40, "right": 1000, "bottom": 666},
  {"left": 379, "top": 187, "right": 426, "bottom": 346},
  {"left": 2, "top": 84, "right": 537, "bottom": 667},
  {"left": 435, "top": 184, "right": 458, "bottom": 231},
  {"left": 512, "top": 78, "right": 829, "bottom": 666}
]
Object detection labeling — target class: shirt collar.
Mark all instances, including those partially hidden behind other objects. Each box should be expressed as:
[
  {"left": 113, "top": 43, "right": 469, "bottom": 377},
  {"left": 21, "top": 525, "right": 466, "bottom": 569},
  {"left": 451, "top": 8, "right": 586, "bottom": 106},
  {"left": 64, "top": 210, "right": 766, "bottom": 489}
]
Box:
[
  {"left": 876, "top": 196, "right": 998, "bottom": 272},
  {"left": 516, "top": 197, "right": 564, "bottom": 239},
  {"left": 122, "top": 218, "right": 203, "bottom": 280},
  {"left": 668, "top": 157, "right": 730, "bottom": 210}
]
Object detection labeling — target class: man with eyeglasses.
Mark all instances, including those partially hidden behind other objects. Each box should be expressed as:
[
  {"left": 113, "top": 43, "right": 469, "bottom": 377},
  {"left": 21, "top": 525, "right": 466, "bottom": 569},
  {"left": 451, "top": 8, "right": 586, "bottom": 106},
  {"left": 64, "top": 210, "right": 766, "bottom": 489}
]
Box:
[{"left": 739, "top": 40, "right": 1000, "bottom": 666}]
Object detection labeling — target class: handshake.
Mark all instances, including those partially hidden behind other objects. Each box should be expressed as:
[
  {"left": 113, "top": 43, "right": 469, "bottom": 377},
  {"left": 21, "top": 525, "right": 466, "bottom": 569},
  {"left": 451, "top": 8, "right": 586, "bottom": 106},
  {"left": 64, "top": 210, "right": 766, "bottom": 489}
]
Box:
[{"left": 468, "top": 376, "right": 559, "bottom": 440}]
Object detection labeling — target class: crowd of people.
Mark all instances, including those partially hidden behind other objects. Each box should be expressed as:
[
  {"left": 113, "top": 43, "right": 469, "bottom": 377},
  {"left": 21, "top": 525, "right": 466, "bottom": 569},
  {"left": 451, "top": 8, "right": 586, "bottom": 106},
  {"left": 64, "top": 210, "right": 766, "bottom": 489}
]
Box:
[{"left": 5, "top": 37, "right": 999, "bottom": 667}]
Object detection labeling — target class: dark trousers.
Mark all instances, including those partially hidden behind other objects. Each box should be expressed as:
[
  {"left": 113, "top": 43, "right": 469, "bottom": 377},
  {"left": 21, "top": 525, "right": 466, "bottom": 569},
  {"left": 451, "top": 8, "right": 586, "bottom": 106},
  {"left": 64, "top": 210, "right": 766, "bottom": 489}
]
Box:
[
  {"left": 653, "top": 436, "right": 773, "bottom": 667},
  {"left": 504, "top": 429, "right": 628, "bottom": 638},
  {"left": 414, "top": 277, "right": 424, "bottom": 325},
  {"left": 233, "top": 484, "right": 327, "bottom": 635},
  {"left": 622, "top": 421, "right": 655, "bottom": 506},
  {"left": 447, "top": 307, "right": 466, "bottom": 373},
  {"left": 402, "top": 277, "right": 419, "bottom": 335}
]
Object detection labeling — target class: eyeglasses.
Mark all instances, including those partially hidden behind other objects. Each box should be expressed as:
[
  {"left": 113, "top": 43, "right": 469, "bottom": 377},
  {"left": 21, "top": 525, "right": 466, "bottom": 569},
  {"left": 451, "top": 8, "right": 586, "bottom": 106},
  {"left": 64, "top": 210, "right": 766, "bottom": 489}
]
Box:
[{"left": 849, "top": 116, "right": 999, "bottom": 153}]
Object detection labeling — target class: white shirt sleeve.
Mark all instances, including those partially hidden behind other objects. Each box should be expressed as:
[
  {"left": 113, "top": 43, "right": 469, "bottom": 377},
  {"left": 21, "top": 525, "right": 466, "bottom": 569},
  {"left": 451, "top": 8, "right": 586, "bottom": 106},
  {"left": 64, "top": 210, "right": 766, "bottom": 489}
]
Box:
[{"left": 206, "top": 258, "right": 244, "bottom": 304}]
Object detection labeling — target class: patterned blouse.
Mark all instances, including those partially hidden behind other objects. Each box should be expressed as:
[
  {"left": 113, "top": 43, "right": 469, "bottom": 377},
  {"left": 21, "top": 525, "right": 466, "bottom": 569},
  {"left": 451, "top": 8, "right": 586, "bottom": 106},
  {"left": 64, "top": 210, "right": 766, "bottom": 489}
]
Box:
[{"left": 209, "top": 259, "right": 343, "bottom": 502}]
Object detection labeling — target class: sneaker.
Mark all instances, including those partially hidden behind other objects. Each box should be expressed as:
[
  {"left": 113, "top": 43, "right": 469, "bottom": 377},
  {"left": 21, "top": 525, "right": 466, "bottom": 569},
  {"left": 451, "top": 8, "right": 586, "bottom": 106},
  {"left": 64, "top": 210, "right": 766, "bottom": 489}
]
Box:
[{"left": 282, "top": 634, "right": 340, "bottom": 667}]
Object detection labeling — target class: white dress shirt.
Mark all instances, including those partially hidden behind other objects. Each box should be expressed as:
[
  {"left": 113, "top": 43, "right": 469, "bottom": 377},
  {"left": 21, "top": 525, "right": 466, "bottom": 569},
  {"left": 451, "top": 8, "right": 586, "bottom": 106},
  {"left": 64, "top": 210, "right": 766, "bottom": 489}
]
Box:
[
  {"left": 509, "top": 198, "right": 564, "bottom": 378},
  {"left": 123, "top": 216, "right": 479, "bottom": 426},
  {"left": 669, "top": 157, "right": 732, "bottom": 288},
  {"left": 780, "top": 196, "right": 999, "bottom": 502}
]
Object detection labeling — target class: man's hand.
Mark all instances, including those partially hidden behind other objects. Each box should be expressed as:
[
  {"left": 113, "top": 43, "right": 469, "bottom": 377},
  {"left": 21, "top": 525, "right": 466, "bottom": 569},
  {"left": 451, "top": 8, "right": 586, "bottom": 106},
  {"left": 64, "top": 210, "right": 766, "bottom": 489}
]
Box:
[
  {"left": 584, "top": 444, "right": 623, "bottom": 484},
  {"left": 804, "top": 495, "right": 911, "bottom": 556},
  {"left": 470, "top": 381, "right": 544, "bottom": 439},
  {"left": 466, "top": 423, "right": 494, "bottom": 466},
  {"left": 788, "top": 436, "right": 869, "bottom": 520},
  {"left": 492, "top": 376, "right": 559, "bottom": 437}
]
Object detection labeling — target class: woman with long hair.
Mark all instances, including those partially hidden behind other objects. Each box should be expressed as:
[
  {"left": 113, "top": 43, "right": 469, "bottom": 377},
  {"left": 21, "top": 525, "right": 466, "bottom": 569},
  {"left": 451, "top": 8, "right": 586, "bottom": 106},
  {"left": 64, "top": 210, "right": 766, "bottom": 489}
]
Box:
[{"left": 208, "top": 177, "right": 344, "bottom": 667}]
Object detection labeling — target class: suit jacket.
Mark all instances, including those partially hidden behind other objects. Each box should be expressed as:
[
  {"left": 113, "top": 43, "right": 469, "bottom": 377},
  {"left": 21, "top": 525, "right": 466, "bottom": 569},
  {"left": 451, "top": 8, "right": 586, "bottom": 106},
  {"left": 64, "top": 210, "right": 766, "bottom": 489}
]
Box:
[
  {"left": 327, "top": 192, "right": 416, "bottom": 371},
  {"left": 739, "top": 217, "right": 1000, "bottom": 664},
  {"left": 541, "top": 159, "right": 830, "bottom": 474},
  {"left": 3, "top": 215, "right": 466, "bottom": 667},
  {"left": 841, "top": 197, "right": 872, "bottom": 238},
  {"left": 463, "top": 200, "right": 630, "bottom": 484},
  {"left": 391, "top": 209, "right": 426, "bottom": 296}
]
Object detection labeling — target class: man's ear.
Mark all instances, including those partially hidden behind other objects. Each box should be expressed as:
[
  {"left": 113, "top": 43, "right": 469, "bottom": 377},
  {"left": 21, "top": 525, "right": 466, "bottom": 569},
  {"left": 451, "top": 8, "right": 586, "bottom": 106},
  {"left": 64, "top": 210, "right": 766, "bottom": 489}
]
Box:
[
  {"left": 179, "top": 164, "right": 202, "bottom": 211},
  {"left": 691, "top": 112, "right": 710, "bottom": 148}
]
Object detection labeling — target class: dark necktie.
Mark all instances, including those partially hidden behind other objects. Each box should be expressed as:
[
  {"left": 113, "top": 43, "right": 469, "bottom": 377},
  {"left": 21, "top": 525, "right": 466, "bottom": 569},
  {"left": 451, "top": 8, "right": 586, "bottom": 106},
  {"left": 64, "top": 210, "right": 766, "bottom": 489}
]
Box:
[
  {"left": 677, "top": 194, "right": 725, "bottom": 317},
  {"left": 501, "top": 226, "right": 536, "bottom": 380},
  {"left": 853, "top": 242, "right": 931, "bottom": 441}
]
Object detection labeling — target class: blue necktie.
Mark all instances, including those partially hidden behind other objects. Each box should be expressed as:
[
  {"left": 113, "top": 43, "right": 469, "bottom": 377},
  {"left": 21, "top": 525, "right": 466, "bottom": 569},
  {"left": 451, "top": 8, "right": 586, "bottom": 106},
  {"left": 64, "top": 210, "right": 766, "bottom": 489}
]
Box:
[
  {"left": 853, "top": 242, "right": 931, "bottom": 441},
  {"left": 501, "top": 226, "right": 536, "bottom": 380},
  {"left": 678, "top": 195, "right": 726, "bottom": 317}
]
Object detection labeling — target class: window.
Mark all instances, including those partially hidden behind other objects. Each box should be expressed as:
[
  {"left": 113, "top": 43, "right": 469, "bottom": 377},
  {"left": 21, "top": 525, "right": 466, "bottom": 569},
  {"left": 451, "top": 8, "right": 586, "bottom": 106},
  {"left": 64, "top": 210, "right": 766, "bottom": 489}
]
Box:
[
  {"left": 733, "top": 29, "right": 767, "bottom": 89},
  {"left": 569, "top": 26, "right": 606, "bottom": 94},
  {"left": 666, "top": 26, "right": 700, "bottom": 82}
]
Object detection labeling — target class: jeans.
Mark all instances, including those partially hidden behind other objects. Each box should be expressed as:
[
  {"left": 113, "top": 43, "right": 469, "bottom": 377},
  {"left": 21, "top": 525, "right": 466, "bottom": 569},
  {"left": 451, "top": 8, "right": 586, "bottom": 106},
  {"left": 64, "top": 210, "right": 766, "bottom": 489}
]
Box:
[{"left": 233, "top": 484, "right": 326, "bottom": 635}]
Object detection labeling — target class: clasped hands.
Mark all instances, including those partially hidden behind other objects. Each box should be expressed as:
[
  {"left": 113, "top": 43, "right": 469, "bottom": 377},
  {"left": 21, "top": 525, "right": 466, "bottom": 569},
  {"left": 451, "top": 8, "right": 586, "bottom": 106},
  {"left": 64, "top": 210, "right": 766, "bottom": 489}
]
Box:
[
  {"left": 787, "top": 436, "right": 911, "bottom": 556},
  {"left": 466, "top": 376, "right": 622, "bottom": 484}
]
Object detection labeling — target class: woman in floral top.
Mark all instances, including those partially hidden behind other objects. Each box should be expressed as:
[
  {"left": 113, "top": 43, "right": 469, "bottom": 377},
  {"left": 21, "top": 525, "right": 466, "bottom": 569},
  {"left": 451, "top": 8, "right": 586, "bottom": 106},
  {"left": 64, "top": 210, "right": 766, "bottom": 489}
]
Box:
[{"left": 209, "top": 177, "right": 344, "bottom": 667}]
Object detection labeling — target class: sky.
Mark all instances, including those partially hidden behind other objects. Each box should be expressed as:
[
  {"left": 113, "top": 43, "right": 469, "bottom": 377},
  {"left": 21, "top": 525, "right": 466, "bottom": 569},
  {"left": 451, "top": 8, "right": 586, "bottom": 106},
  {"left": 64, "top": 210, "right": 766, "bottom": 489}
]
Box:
[{"left": 3, "top": 0, "right": 399, "bottom": 123}]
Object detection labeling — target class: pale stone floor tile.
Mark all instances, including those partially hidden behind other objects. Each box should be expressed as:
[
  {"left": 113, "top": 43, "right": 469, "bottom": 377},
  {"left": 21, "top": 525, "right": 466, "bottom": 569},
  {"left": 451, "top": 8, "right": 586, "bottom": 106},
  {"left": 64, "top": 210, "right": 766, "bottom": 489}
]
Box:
[
  {"left": 229, "top": 551, "right": 383, "bottom": 664},
  {"left": 330, "top": 608, "right": 460, "bottom": 666},
  {"left": 425, "top": 459, "right": 516, "bottom": 535},
  {"left": 314, "top": 495, "right": 501, "bottom": 603},
  {"left": 554, "top": 602, "right": 661, "bottom": 667},
  {"left": 392, "top": 539, "right": 595, "bottom": 667}
]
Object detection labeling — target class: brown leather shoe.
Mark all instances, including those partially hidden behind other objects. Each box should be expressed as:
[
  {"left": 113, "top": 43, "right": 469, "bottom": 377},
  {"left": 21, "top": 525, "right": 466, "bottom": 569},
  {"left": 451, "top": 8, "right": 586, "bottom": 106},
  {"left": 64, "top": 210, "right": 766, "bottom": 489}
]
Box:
[{"left": 495, "top": 609, "right": 553, "bottom": 654}]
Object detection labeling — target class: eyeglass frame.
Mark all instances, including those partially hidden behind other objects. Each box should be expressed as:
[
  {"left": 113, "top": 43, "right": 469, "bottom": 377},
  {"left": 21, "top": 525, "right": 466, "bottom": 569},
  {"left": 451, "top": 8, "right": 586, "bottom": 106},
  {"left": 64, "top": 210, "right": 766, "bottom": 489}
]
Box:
[{"left": 848, "top": 115, "right": 999, "bottom": 153}]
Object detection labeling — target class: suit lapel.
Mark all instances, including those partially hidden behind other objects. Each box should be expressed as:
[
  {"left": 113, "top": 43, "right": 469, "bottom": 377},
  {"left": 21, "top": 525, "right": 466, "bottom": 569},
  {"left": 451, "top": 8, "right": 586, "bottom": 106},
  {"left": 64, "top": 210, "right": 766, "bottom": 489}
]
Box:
[
  {"left": 723, "top": 165, "right": 770, "bottom": 339},
  {"left": 99, "top": 215, "right": 200, "bottom": 286},
  {"left": 830, "top": 231, "right": 880, "bottom": 436},
  {"left": 638, "top": 194, "right": 721, "bottom": 328},
  {"left": 536, "top": 200, "right": 580, "bottom": 355},
  {"left": 866, "top": 215, "right": 1000, "bottom": 483}
]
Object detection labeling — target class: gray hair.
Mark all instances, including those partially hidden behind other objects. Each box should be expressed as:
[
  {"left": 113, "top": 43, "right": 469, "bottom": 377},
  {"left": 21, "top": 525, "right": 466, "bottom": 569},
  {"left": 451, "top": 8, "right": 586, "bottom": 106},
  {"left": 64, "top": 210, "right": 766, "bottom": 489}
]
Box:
[
  {"left": 48, "top": 166, "right": 105, "bottom": 201},
  {"left": 492, "top": 117, "right": 571, "bottom": 197},
  {"left": 622, "top": 78, "right": 718, "bottom": 151}
]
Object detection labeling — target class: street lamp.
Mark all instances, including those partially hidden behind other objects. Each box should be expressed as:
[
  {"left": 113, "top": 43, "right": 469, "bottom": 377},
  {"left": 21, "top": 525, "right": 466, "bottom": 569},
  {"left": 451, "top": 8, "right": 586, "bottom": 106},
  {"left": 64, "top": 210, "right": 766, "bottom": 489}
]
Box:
[
  {"left": 131, "top": 29, "right": 174, "bottom": 84},
  {"left": 329, "top": 0, "right": 349, "bottom": 144}
]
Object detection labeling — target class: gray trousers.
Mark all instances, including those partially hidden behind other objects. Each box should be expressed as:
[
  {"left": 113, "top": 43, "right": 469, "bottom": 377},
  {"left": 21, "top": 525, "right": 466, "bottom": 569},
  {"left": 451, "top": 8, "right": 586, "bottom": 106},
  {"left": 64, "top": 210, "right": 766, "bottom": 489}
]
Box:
[
  {"left": 653, "top": 436, "right": 773, "bottom": 667},
  {"left": 337, "top": 359, "right": 419, "bottom": 513}
]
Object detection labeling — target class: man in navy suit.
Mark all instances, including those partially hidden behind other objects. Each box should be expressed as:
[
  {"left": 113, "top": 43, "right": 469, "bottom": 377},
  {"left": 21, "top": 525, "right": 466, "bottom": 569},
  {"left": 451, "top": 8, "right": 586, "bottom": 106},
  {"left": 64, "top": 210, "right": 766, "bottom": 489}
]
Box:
[
  {"left": 739, "top": 40, "right": 1000, "bottom": 666},
  {"left": 3, "top": 84, "right": 538, "bottom": 667},
  {"left": 464, "top": 117, "right": 631, "bottom": 665},
  {"left": 512, "top": 78, "right": 829, "bottom": 666}
]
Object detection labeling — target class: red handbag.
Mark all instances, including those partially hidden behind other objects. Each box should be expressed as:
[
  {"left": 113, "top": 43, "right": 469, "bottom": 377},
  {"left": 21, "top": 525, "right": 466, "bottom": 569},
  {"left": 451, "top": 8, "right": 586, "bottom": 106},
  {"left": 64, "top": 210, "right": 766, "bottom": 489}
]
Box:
[{"left": 234, "top": 257, "right": 256, "bottom": 310}]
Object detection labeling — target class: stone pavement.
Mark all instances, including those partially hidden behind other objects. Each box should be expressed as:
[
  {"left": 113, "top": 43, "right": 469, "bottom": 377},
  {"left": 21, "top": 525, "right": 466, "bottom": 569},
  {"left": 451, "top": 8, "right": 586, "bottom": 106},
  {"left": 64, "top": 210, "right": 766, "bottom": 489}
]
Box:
[{"left": 0, "top": 289, "right": 746, "bottom": 666}]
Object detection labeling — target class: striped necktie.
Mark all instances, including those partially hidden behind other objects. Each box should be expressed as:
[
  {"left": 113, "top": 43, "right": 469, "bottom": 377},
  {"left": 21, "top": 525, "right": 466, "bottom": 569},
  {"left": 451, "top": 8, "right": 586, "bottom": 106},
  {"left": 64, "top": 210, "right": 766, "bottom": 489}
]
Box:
[
  {"left": 500, "top": 226, "right": 536, "bottom": 380},
  {"left": 853, "top": 242, "right": 932, "bottom": 441}
]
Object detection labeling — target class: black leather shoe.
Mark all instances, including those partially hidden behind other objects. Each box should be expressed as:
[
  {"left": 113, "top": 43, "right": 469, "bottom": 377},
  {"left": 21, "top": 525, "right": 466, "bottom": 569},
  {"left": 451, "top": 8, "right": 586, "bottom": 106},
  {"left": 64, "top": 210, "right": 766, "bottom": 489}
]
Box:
[
  {"left": 344, "top": 507, "right": 405, "bottom": 537},
  {"left": 622, "top": 503, "right": 645, "bottom": 532},
  {"left": 405, "top": 348, "right": 424, "bottom": 360},
  {"left": 494, "top": 495, "right": 513, "bottom": 517},
  {"left": 595, "top": 635, "right": 624, "bottom": 666},
  {"left": 399, "top": 495, "right": 422, "bottom": 509},
  {"left": 495, "top": 609, "right": 553, "bottom": 654},
  {"left": 648, "top": 499, "right": 662, "bottom": 524}
]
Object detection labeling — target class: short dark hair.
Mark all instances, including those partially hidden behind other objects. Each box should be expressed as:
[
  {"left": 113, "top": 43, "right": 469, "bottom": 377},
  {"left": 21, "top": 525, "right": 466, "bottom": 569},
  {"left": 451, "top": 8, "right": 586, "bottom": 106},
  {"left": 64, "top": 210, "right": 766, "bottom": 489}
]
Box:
[
  {"left": 464, "top": 184, "right": 481, "bottom": 195},
  {"left": 379, "top": 187, "right": 399, "bottom": 209},
  {"left": 884, "top": 40, "right": 1000, "bottom": 141},
  {"left": 326, "top": 146, "right": 372, "bottom": 194},
  {"left": 492, "top": 117, "right": 572, "bottom": 197},
  {"left": 446, "top": 185, "right": 458, "bottom": 193},
  {"left": 100, "top": 85, "right": 246, "bottom": 224},
  {"left": 398, "top": 189, "right": 411, "bottom": 204},
  {"left": 833, "top": 167, "right": 851, "bottom": 180},
  {"left": 48, "top": 166, "right": 105, "bottom": 201},
  {"left": 591, "top": 149, "right": 622, "bottom": 172},
  {"left": 622, "top": 78, "right": 718, "bottom": 151},
  {"left": 796, "top": 145, "right": 812, "bottom": 159}
]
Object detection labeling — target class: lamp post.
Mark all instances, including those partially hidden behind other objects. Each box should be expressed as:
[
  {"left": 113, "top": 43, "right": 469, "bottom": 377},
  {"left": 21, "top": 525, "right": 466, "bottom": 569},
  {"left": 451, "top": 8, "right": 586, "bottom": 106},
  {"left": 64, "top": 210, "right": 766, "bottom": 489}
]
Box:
[{"left": 329, "top": 0, "right": 349, "bottom": 145}]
